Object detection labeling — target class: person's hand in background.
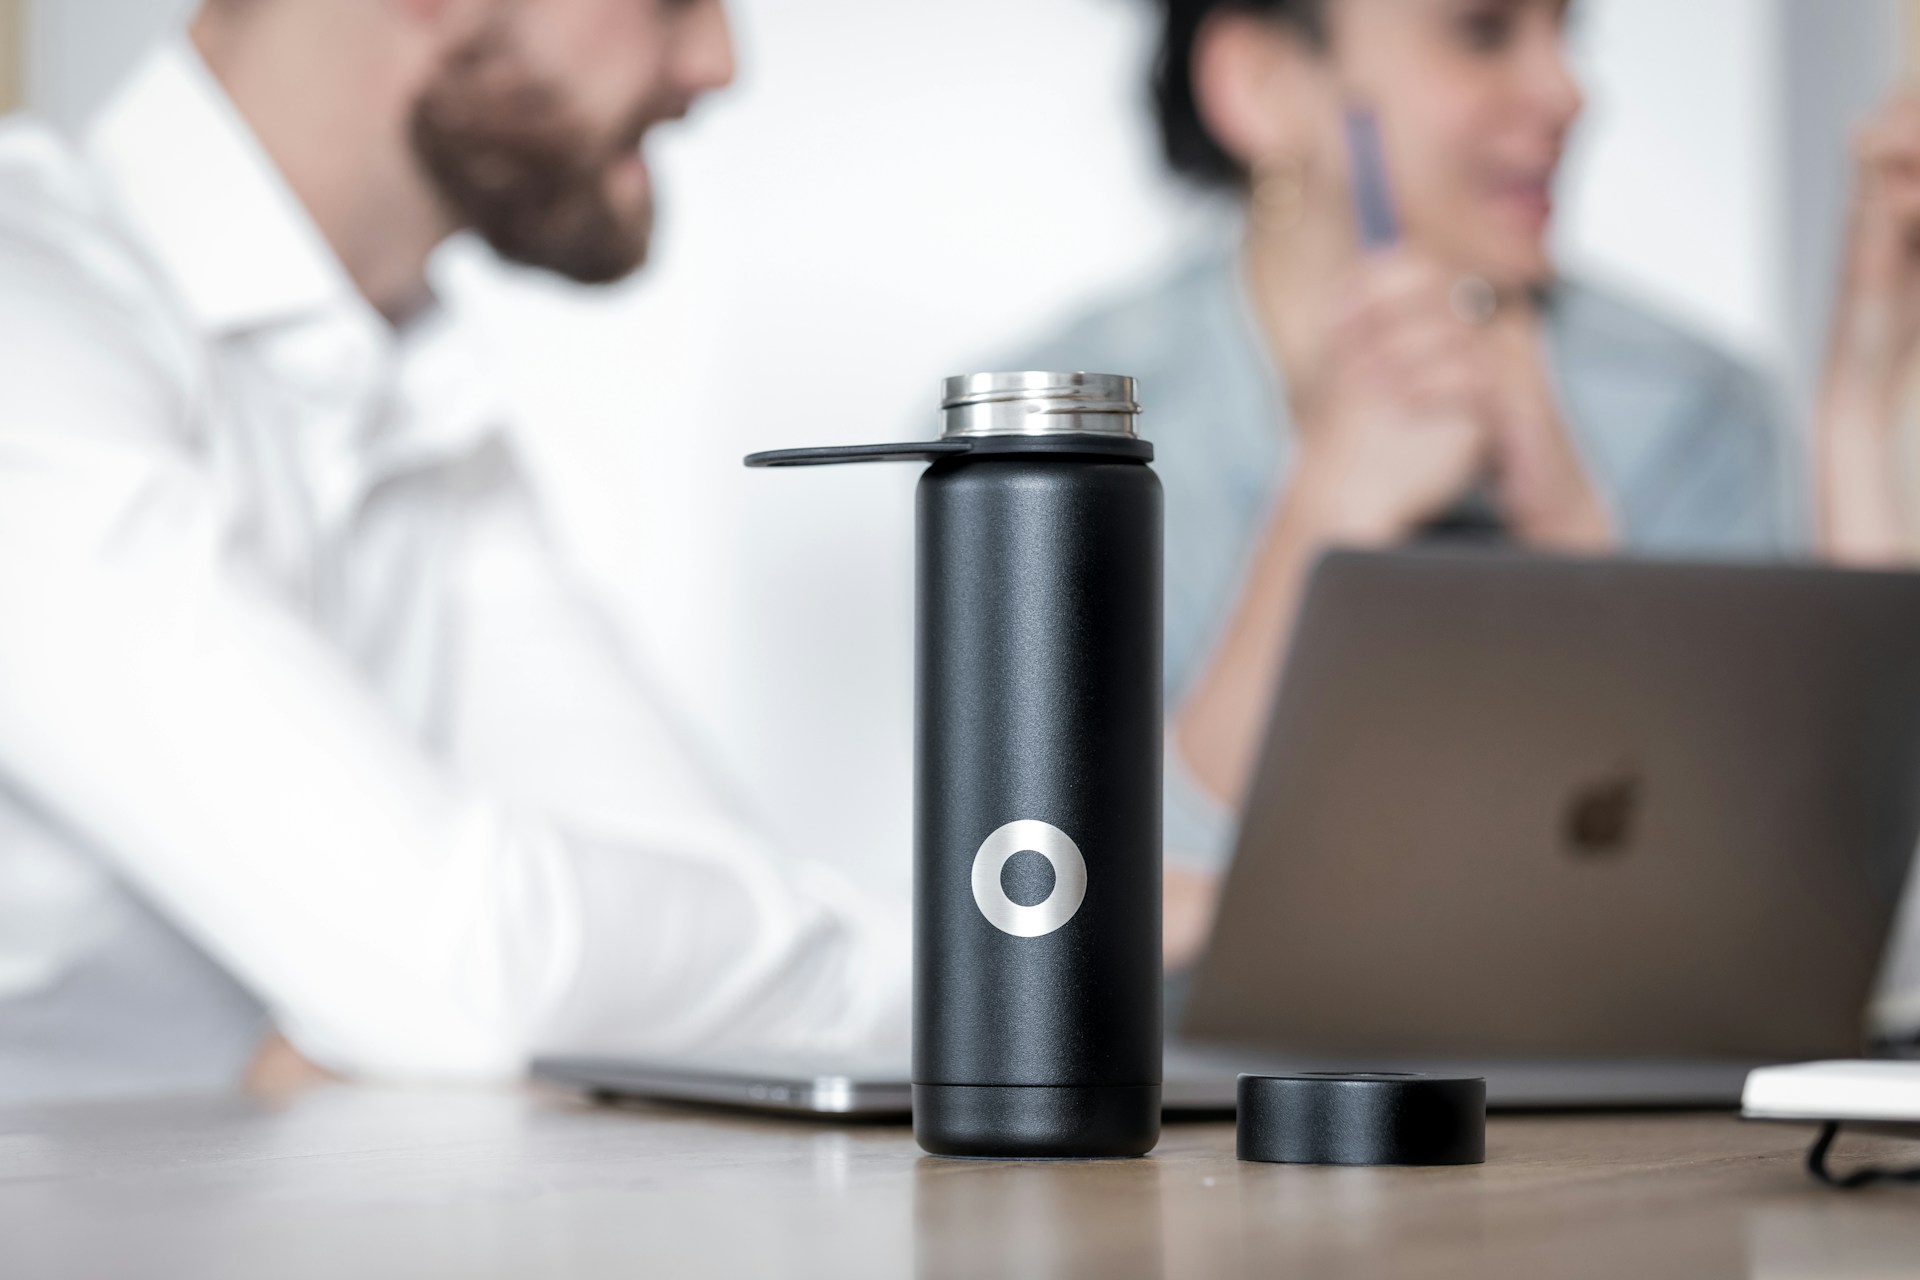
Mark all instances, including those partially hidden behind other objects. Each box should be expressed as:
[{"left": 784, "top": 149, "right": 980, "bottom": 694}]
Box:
[
  {"left": 1176, "top": 248, "right": 1498, "bottom": 810},
  {"left": 1285, "top": 250, "right": 1498, "bottom": 544},
  {"left": 1486, "top": 300, "right": 1614, "bottom": 553},
  {"left": 244, "top": 1033, "right": 337, "bottom": 1101},
  {"left": 1821, "top": 93, "right": 1920, "bottom": 564}
]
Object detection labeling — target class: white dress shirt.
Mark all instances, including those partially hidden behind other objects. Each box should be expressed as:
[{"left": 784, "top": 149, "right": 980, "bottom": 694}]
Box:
[{"left": 0, "top": 41, "right": 907, "bottom": 1100}]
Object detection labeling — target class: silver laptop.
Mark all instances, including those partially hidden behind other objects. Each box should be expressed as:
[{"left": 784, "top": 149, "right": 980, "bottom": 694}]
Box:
[{"left": 537, "top": 551, "right": 1920, "bottom": 1116}]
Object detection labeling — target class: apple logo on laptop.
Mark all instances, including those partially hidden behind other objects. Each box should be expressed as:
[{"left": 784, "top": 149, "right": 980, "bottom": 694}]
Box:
[{"left": 1565, "top": 767, "right": 1641, "bottom": 857}]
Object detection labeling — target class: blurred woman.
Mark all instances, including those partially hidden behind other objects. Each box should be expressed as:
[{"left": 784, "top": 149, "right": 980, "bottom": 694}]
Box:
[
  {"left": 1819, "top": 95, "right": 1920, "bottom": 566},
  {"left": 1016, "top": 0, "right": 1796, "bottom": 968}
]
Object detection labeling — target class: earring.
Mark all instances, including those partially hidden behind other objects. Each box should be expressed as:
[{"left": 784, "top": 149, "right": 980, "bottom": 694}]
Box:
[{"left": 1251, "top": 155, "right": 1308, "bottom": 233}]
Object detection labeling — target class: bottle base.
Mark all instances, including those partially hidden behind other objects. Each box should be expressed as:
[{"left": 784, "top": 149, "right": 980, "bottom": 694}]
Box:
[{"left": 912, "top": 1083, "right": 1161, "bottom": 1158}]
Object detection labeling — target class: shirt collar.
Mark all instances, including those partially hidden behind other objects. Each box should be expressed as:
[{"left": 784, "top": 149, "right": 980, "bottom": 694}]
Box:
[
  {"left": 79, "top": 40, "right": 511, "bottom": 482},
  {"left": 82, "top": 38, "right": 367, "bottom": 337}
]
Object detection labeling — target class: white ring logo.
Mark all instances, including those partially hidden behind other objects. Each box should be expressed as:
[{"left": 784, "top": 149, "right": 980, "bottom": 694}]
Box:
[{"left": 970, "top": 820, "right": 1088, "bottom": 938}]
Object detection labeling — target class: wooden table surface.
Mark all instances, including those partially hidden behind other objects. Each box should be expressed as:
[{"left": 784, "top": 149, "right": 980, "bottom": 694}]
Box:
[{"left": 3, "top": 1087, "right": 1917, "bottom": 1279}]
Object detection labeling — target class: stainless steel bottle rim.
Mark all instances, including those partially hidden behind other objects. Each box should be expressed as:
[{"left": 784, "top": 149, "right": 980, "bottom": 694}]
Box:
[{"left": 941, "top": 372, "right": 1139, "bottom": 440}]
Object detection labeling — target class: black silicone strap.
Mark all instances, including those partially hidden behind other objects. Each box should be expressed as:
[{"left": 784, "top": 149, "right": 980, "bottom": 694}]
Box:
[
  {"left": 745, "top": 436, "right": 1153, "bottom": 469},
  {"left": 743, "top": 442, "right": 974, "bottom": 468}
]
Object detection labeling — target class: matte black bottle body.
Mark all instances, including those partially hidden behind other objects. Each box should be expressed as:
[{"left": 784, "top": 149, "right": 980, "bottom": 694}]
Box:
[
  {"left": 742, "top": 371, "right": 1164, "bottom": 1159},
  {"left": 913, "top": 452, "right": 1163, "bottom": 1158}
]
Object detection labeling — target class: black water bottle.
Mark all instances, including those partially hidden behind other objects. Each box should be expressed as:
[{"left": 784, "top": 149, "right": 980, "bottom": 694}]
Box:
[{"left": 747, "top": 372, "right": 1163, "bottom": 1158}]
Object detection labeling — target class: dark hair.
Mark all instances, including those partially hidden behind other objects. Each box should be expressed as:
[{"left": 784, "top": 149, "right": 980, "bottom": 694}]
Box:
[{"left": 1153, "top": 0, "right": 1328, "bottom": 188}]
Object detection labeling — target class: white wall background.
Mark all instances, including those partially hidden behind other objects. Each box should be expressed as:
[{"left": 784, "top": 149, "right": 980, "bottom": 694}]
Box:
[
  {"left": 1554, "top": 0, "right": 1789, "bottom": 371},
  {"left": 1782, "top": 0, "right": 1907, "bottom": 403},
  {"left": 21, "top": 0, "right": 1901, "bottom": 894}
]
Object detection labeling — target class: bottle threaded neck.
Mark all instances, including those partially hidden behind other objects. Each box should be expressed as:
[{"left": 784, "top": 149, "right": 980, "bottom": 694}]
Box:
[{"left": 941, "top": 372, "right": 1139, "bottom": 440}]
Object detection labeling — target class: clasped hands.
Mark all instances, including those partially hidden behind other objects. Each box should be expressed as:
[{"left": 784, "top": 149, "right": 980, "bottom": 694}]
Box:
[{"left": 1285, "top": 249, "right": 1613, "bottom": 555}]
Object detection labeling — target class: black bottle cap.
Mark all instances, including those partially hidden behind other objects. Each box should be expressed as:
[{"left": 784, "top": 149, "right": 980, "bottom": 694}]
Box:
[{"left": 1236, "top": 1073, "right": 1486, "bottom": 1166}]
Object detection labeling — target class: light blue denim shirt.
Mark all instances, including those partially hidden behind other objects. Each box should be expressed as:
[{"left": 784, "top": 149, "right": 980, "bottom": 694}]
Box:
[{"left": 1013, "top": 242, "right": 1802, "bottom": 870}]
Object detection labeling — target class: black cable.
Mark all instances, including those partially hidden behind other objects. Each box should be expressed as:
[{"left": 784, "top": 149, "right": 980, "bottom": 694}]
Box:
[{"left": 1806, "top": 1122, "right": 1920, "bottom": 1189}]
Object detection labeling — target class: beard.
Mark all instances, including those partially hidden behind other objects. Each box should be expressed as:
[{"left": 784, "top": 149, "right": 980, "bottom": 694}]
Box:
[{"left": 409, "top": 23, "right": 670, "bottom": 286}]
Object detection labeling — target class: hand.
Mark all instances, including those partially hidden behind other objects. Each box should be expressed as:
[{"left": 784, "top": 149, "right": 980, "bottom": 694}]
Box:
[
  {"left": 1818, "top": 94, "right": 1920, "bottom": 564},
  {"left": 1484, "top": 303, "right": 1614, "bottom": 552},
  {"left": 244, "top": 1032, "right": 336, "bottom": 1099},
  {"left": 1286, "top": 250, "right": 1498, "bottom": 544},
  {"left": 1827, "top": 94, "right": 1920, "bottom": 422}
]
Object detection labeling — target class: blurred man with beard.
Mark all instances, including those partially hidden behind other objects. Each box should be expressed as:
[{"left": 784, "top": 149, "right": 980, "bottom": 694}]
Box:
[{"left": 0, "top": 0, "right": 909, "bottom": 1101}]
